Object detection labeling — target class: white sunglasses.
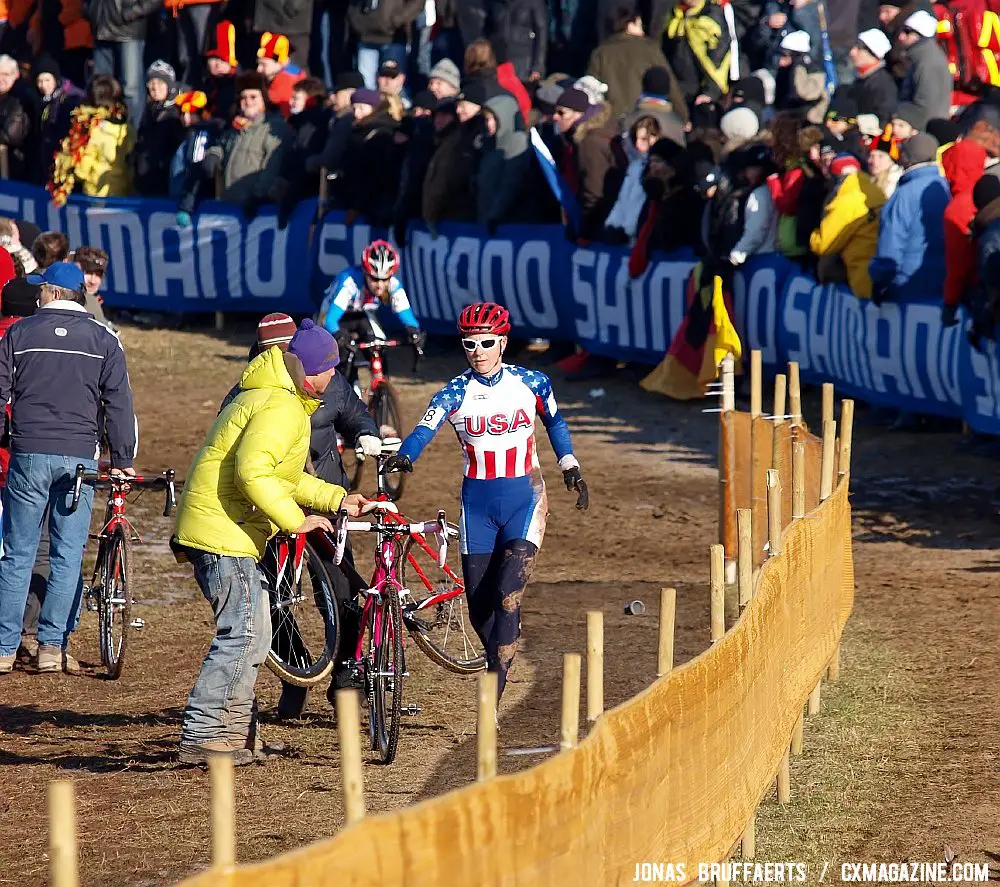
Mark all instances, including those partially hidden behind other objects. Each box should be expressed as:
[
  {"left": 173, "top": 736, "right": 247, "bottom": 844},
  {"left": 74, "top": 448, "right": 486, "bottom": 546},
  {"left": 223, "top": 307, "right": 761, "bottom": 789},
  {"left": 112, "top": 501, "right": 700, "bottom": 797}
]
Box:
[{"left": 462, "top": 337, "right": 500, "bottom": 352}]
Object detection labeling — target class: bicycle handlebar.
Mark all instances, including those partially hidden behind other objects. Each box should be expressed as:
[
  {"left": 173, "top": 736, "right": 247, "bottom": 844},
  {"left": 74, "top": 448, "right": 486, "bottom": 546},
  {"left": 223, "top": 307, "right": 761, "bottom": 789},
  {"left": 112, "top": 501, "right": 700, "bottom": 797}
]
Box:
[
  {"left": 71, "top": 464, "right": 178, "bottom": 517},
  {"left": 343, "top": 337, "right": 424, "bottom": 373},
  {"left": 333, "top": 507, "right": 453, "bottom": 568}
]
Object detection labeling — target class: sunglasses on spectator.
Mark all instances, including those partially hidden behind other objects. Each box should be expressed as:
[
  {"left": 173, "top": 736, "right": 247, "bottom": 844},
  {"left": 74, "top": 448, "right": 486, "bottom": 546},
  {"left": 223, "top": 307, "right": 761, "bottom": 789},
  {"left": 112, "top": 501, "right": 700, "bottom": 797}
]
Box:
[{"left": 462, "top": 337, "right": 500, "bottom": 352}]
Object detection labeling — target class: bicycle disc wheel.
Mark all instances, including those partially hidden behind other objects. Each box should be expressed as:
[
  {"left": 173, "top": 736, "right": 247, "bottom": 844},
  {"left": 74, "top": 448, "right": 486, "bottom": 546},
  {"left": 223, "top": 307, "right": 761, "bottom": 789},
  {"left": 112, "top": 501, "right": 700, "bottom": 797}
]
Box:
[
  {"left": 401, "top": 534, "right": 486, "bottom": 675},
  {"left": 373, "top": 386, "right": 406, "bottom": 501},
  {"left": 98, "top": 526, "right": 133, "bottom": 680},
  {"left": 264, "top": 539, "right": 340, "bottom": 687},
  {"left": 367, "top": 587, "right": 403, "bottom": 764}
]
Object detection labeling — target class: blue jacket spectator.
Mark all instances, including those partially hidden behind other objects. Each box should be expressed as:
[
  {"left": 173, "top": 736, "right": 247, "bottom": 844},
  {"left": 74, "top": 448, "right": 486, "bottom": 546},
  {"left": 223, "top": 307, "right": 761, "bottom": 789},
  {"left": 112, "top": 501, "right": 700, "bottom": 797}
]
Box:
[{"left": 869, "top": 134, "right": 949, "bottom": 304}]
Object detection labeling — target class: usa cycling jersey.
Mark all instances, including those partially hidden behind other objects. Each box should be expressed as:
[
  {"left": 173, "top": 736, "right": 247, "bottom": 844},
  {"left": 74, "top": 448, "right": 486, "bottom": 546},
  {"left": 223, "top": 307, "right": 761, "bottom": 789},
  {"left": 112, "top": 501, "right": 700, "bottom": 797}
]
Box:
[
  {"left": 318, "top": 267, "right": 419, "bottom": 333},
  {"left": 397, "top": 365, "right": 580, "bottom": 479}
]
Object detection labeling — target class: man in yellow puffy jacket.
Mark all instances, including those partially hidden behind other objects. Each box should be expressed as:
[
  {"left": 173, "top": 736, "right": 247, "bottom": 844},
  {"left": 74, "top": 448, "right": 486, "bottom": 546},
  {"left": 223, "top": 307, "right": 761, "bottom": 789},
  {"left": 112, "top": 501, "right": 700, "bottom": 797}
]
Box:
[
  {"left": 174, "top": 320, "right": 368, "bottom": 766},
  {"left": 810, "top": 153, "right": 886, "bottom": 299}
]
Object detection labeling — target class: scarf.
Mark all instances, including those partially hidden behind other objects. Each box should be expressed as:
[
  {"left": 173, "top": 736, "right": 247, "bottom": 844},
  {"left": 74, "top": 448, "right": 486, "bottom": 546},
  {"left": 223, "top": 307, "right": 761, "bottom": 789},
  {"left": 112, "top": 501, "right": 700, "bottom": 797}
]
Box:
[
  {"left": 629, "top": 202, "right": 659, "bottom": 278},
  {"left": 666, "top": 2, "right": 731, "bottom": 96},
  {"left": 47, "top": 103, "right": 127, "bottom": 207}
]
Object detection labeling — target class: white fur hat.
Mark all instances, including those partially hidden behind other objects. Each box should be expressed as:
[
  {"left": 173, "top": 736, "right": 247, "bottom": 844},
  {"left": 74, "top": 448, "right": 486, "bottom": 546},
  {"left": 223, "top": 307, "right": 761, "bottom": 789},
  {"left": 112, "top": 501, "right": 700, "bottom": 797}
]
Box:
[{"left": 904, "top": 9, "right": 938, "bottom": 39}]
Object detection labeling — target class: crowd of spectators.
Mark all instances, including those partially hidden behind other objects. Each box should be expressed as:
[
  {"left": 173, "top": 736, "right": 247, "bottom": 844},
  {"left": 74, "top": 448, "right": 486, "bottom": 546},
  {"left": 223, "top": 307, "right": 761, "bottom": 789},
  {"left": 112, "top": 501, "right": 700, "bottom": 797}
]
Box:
[{"left": 4, "top": 0, "right": 1000, "bottom": 385}]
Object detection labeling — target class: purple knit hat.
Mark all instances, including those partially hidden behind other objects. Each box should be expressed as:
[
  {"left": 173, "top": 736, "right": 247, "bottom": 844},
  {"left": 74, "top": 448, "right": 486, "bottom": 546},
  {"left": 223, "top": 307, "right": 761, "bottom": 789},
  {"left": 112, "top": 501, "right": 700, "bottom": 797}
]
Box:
[{"left": 288, "top": 319, "right": 340, "bottom": 375}]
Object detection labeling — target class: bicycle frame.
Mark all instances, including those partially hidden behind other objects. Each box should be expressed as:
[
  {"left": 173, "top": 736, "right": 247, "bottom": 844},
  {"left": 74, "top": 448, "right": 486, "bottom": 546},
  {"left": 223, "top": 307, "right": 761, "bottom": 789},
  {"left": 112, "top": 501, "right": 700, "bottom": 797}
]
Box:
[{"left": 352, "top": 530, "right": 406, "bottom": 664}]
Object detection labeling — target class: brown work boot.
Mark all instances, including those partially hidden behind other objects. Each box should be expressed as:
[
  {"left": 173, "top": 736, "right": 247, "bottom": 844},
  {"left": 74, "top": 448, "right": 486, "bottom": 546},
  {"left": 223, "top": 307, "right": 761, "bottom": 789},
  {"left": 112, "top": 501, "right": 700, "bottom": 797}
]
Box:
[
  {"left": 177, "top": 740, "right": 255, "bottom": 768},
  {"left": 17, "top": 635, "right": 38, "bottom": 662},
  {"left": 0, "top": 653, "right": 14, "bottom": 674},
  {"left": 37, "top": 645, "right": 81, "bottom": 675}
]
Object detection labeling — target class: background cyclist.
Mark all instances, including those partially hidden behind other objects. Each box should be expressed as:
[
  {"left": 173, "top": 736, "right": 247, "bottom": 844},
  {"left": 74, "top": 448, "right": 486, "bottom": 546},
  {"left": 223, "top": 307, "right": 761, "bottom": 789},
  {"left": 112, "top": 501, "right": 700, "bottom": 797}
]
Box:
[
  {"left": 385, "top": 302, "right": 589, "bottom": 701},
  {"left": 318, "top": 240, "right": 423, "bottom": 351}
]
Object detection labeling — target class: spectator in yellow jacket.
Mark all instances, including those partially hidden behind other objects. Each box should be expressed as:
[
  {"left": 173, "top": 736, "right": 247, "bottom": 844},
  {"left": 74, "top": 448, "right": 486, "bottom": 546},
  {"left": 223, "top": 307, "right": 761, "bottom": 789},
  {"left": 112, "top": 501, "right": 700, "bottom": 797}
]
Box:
[{"left": 810, "top": 153, "right": 886, "bottom": 299}]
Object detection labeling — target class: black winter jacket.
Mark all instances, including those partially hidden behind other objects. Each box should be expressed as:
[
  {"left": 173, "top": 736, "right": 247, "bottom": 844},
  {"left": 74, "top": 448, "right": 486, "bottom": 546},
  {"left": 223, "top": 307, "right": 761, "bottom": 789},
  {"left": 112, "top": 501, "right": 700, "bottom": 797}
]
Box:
[
  {"left": 253, "top": 0, "right": 314, "bottom": 39},
  {"left": 0, "top": 301, "right": 136, "bottom": 467},
  {"left": 0, "top": 85, "right": 33, "bottom": 180},
  {"left": 132, "top": 100, "right": 185, "bottom": 197},
  {"left": 487, "top": 0, "right": 548, "bottom": 80},
  {"left": 338, "top": 111, "right": 401, "bottom": 225},
  {"left": 848, "top": 63, "right": 897, "bottom": 126},
  {"left": 85, "top": 0, "right": 163, "bottom": 43},
  {"left": 422, "top": 117, "right": 482, "bottom": 227},
  {"left": 348, "top": 0, "right": 424, "bottom": 44}
]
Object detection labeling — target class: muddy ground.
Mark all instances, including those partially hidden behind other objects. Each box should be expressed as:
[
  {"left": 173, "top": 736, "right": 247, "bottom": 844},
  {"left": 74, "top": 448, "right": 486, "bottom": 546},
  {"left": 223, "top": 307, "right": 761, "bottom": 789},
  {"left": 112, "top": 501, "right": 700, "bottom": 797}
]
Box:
[{"left": 0, "top": 324, "right": 998, "bottom": 886}]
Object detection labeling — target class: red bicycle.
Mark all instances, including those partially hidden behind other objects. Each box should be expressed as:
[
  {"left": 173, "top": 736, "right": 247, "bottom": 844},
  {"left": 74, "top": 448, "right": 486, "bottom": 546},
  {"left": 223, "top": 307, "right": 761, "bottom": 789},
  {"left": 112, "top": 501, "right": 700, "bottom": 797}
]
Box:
[{"left": 71, "top": 464, "right": 178, "bottom": 679}]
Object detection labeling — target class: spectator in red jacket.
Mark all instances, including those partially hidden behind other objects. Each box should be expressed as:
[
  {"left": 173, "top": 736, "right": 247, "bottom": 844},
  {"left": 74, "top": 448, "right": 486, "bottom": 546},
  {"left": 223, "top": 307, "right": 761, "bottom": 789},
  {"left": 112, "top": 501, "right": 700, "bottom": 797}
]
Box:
[
  {"left": 941, "top": 139, "right": 987, "bottom": 327},
  {"left": 464, "top": 38, "right": 531, "bottom": 124},
  {"left": 257, "top": 32, "right": 305, "bottom": 118}
]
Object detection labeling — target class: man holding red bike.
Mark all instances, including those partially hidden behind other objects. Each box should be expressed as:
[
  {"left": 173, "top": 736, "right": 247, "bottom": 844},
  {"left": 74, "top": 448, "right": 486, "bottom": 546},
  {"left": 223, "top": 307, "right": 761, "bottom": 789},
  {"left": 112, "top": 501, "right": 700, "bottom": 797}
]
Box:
[
  {"left": 173, "top": 320, "right": 370, "bottom": 766},
  {"left": 386, "top": 302, "right": 589, "bottom": 701}
]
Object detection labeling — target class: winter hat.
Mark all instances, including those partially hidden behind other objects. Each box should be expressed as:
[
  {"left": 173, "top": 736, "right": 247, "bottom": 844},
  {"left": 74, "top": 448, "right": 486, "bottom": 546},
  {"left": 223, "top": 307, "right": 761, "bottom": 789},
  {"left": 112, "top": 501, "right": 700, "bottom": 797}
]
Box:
[
  {"left": 176, "top": 90, "right": 208, "bottom": 114},
  {"left": 720, "top": 106, "right": 760, "bottom": 141},
  {"left": 752, "top": 68, "right": 776, "bottom": 106},
  {"left": 289, "top": 319, "right": 340, "bottom": 375},
  {"left": 871, "top": 123, "right": 901, "bottom": 161},
  {"left": 830, "top": 153, "right": 862, "bottom": 176},
  {"left": 145, "top": 60, "right": 176, "bottom": 91},
  {"left": 641, "top": 66, "right": 674, "bottom": 99},
  {"left": 926, "top": 117, "right": 960, "bottom": 147},
  {"left": 534, "top": 83, "right": 565, "bottom": 111},
  {"left": 458, "top": 79, "right": 490, "bottom": 108},
  {"left": 974, "top": 174, "right": 1000, "bottom": 211},
  {"left": 33, "top": 52, "right": 60, "bottom": 82},
  {"left": 258, "top": 32, "right": 291, "bottom": 65},
  {"left": 1, "top": 278, "right": 38, "bottom": 318},
  {"left": 257, "top": 312, "right": 296, "bottom": 348},
  {"left": 892, "top": 102, "right": 927, "bottom": 132},
  {"left": 857, "top": 113, "right": 882, "bottom": 138},
  {"left": 350, "top": 87, "right": 381, "bottom": 107},
  {"left": 826, "top": 90, "right": 858, "bottom": 123},
  {"left": 574, "top": 75, "right": 608, "bottom": 106},
  {"left": 903, "top": 9, "right": 938, "bottom": 39},
  {"left": 333, "top": 71, "right": 365, "bottom": 93},
  {"left": 555, "top": 87, "right": 590, "bottom": 113},
  {"left": 856, "top": 28, "right": 891, "bottom": 60},
  {"left": 428, "top": 58, "right": 460, "bottom": 91},
  {"left": 412, "top": 90, "right": 436, "bottom": 113},
  {"left": 205, "top": 20, "right": 238, "bottom": 68},
  {"left": 730, "top": 77, "right": 766, "bottom": 108},
  {"left": 899, "top": 133, "right": 940, "bottom": 168},
  {"left": 780, "top": 30, "right": 811, "bottom": 55},
  {"left": 235, "top": 71, "right": 269, "bottom": 97}
]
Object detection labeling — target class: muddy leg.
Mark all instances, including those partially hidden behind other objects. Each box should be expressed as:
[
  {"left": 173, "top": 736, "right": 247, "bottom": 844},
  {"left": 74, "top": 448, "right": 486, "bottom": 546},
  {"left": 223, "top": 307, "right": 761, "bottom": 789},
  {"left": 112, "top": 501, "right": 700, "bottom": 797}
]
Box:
[{"left": 491, "top": 540, "right": 537, "bottom": 698}]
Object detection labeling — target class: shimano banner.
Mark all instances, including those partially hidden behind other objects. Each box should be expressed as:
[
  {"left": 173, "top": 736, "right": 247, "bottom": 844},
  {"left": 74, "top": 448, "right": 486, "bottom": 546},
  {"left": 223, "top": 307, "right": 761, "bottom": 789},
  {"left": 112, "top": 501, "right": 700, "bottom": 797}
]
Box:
[{"left": 5, "top": 181, "right": 1000, "bottom": 432}]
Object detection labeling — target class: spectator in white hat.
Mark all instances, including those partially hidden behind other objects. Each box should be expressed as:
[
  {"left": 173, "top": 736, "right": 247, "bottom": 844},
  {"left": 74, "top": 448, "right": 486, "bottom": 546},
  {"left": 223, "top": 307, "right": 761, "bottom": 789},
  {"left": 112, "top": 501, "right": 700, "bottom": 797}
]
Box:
[
  {"left": 848, "top": 29, "right": 898, "bottom": 125},
  {"left": 897, "top": 9, "right": 951, "bottom": 122},
  {"left": 776, "top": 30, "right": 829, "bottom": 125}
]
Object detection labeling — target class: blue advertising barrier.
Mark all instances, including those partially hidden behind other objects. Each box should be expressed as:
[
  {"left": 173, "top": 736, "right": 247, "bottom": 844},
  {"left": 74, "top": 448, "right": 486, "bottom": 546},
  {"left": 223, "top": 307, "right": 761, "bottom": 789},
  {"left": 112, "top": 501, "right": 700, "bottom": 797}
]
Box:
[{"left": 5, "top": 180, "right": 1000, "bottom": 432}]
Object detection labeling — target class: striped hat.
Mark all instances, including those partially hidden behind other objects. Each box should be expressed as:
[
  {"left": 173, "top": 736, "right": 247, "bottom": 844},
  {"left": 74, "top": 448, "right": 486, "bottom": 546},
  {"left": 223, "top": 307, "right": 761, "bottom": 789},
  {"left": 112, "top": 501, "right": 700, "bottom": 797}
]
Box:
[
  {"left": 258, "top": 32, "right": 291, "bottom": 65},
  {"left": 257, "top": 313, "right": 296, "bottom": 348}
]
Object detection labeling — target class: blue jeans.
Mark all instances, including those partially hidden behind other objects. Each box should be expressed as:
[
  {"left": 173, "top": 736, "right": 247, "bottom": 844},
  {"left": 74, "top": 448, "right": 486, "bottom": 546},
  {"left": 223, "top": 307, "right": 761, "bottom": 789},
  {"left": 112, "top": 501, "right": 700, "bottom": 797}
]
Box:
[
  {"left": 0, "top": 454, "right": 95, "bottom": 655},
  {"left": 357, "top": 41, "right": 407, "bottom": 90},
  {"left": 92, "top": 39, "right": 145, "bottom": 129},
  {"left": 181, "top": 551, "right": 271, "bottom": 746}
]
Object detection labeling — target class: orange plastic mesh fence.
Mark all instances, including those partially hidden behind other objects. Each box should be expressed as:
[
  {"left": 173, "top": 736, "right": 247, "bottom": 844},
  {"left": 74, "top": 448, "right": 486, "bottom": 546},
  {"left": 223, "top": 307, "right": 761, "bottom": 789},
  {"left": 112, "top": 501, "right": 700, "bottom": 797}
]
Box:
[{"left": 175, "top": 483, "right": 854, "bottom": 887}]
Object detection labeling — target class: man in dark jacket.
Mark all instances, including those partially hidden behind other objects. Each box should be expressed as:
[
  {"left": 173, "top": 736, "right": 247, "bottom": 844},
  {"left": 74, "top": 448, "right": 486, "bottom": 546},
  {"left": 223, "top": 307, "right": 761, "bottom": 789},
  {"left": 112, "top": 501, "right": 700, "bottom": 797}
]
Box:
[
  {"left": 89, "top": 0, "right": 164, "bottom": 126},
  {"left": 896, "top": 9, "right": 951, "bottom": 123},
  {"left": 392, "top": 100, "right": 444, "bottom": 242},
  {"left": 477, "top": 92, "right": 535, "bottom": 231},
  {"left": 348, "top": 0, "right": 424, "bottom": 89},
  {"left": 0, "top": 55, "right": 33, "bottom": 182},
  {"left": 587, "top": 1, "right": 686, "bottom": 118},
  {"left": 32, "top": 54, "right": 82, "bottom": 184},
  {"left": 662, "top": 0, "right": 732, "bottom": 104},
  {"left": 423, "top": 82, "right": 484, "bottom": 231},
  {"left": 132, "top": 61, "right": 185, "bottom": 196},
  {"left": 486, "top": 0, "right": 548, "bottom": 82},
  {"left": 848, "top": 28, "right": 897, "bottom": 125},
  {"left": 0, "top": 262, "right": 136, "bottom": 675}
]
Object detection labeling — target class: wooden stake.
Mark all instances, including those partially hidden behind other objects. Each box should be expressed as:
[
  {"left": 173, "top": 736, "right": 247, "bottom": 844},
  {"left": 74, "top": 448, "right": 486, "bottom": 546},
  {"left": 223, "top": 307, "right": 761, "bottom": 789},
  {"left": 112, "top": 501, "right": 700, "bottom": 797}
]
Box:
[
  {"left": 741, "top": 814, "right": 756, "bottom": 859},
  {"left": 49, "top": 780, "right": 78, "bottom": 887},
  {"left": 586, "top": 611, "right": 604, "bottom": 723},
  {"left": 838, "top": 399, "right": 855, "bottom": 479},
  {"left": 560, "top": 653, "right": 582, "bottom": 750},
  {"left": 788, "top": 362, "right": 802, "bottom": 426},
  {"left": 792, "top": 439, "right": 806, "bottom": 519},
  {"left": 791, "top": 710, "right": 804, "bottom": 756},
  {"left": 477, "top": 671, "right": 498, "bottom": 781},
  {"left": 750, "top": 350, "right": 762, "bottom": 418},
  {"left": 773, "top": 374, "right": 787, "bottom": 426},
  {"left": 821, "top": 419, "right": 836, "bottom": 502},
  {"left": 766, "top": 469, "right": 782, "bottom": 557},
  {"left": 208, "top": 753, "right": 235, "bottom": 869},
  {"left": 737, "top": 508, "right": 753, "bottom": 610},
  {"left": 710, "top": 544, "right": 726, "bottom": 642},
  {"left": 777, "top": 749, "right": 791, "bottom": 804},
  {"left": 657, "top": 587, "right": 676, "bottom": 677},
  {"left": 750, "top": 414, "right": 767, "bottom": 565},
  {"left": 335, "top": 689, "right": 366, "bottom": 825},
  {"left": 721, "top": 354, "right": 736, "bottom": 412},
  {"left": 809, "top": 680, "right": 822, "bottom": 716},
  {"left": 822, "top": 382, "right": 835, "bottom": 427}
]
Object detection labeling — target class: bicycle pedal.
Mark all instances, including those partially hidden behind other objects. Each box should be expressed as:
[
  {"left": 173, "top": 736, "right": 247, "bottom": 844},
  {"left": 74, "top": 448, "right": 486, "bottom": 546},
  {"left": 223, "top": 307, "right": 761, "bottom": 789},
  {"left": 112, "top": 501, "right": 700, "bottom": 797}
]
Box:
[{"left": 401, "top": 704, "right": 422, "bottom": 716}]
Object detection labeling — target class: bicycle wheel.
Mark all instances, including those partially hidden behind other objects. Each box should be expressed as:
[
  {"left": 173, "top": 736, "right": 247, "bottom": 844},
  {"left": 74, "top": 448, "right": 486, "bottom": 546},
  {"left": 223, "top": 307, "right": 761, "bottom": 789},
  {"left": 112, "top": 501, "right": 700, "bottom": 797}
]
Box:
[
  {"left": 401, "top": 534, "right": 486, "bottom": 675},
  {"left": 263, "top": 539, "right": 340, "bottom": 687},
  {"left": 367, "top": 587, "right": 403, "bottom": 764},
  {"left": 98, "top": 526, "right": 133, "bottom": 680},
  {"left": 372, "top": 386, "right": 406, "bottom": 501}
]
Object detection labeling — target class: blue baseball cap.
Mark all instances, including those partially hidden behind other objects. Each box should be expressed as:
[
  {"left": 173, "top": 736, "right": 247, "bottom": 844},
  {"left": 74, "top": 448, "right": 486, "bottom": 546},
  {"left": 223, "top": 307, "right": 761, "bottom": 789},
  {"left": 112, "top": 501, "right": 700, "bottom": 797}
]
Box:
[{"left": 27, "top": 261, "right": 85, "bottom": 292}]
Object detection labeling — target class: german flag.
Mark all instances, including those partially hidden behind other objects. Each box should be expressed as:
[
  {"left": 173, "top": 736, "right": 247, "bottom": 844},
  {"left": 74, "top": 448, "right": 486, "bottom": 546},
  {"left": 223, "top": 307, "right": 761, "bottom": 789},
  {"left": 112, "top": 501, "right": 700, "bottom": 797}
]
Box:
[{"left": 641, "top": 263, "right": 742, "bottom": 400}]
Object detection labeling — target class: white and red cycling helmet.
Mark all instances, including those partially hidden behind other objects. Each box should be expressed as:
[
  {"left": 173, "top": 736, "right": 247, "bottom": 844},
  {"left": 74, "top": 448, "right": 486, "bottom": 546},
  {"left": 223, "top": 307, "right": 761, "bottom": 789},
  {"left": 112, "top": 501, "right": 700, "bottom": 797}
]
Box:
[
  {"left": 361, "top": 239, "right": 400, "bottom": 281},
  {"left": 458, "top": 302, "right": 511, "bottom": 336}
]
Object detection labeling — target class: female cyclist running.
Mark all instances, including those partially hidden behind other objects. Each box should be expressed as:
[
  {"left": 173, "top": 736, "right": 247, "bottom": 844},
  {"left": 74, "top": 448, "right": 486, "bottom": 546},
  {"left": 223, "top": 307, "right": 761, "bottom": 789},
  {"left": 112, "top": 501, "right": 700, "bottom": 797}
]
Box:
[{"left": 385, "top": 302, "right": 588, "bottom": 699}]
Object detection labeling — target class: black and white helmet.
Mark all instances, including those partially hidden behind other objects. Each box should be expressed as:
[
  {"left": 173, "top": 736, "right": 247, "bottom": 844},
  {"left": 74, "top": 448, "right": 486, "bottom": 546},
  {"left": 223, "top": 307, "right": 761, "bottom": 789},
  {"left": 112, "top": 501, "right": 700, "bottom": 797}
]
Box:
[{"left": 361, "top": 240, "right": 399, "bottom": 281}]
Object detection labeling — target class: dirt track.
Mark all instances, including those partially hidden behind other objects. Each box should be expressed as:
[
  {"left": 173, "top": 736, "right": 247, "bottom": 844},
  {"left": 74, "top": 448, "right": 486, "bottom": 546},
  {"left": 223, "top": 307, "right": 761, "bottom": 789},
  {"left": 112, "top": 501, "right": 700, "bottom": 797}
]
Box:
[{"left": 1, "top": 325, "right": 999, "bottom": 886}]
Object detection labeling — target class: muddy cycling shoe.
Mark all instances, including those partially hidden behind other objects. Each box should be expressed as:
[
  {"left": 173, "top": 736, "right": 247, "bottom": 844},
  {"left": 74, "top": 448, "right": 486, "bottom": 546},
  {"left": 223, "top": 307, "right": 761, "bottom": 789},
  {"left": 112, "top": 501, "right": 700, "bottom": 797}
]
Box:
[{"left": 177, "top": 740, "right": 255, "bottom": 768}]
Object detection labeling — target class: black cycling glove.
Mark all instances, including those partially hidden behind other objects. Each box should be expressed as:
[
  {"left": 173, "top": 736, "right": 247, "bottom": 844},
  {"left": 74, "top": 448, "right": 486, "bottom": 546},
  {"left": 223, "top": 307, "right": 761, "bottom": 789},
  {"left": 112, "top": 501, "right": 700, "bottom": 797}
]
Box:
[
  {"left": 384, "top": 454, "right": 413, "bottom": 474},
  {"left": 563, "top": 467, "right": 589, "bottom": 511}
]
